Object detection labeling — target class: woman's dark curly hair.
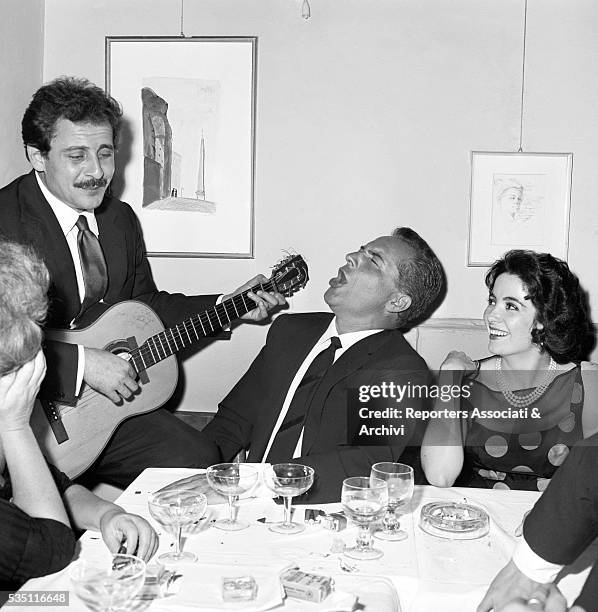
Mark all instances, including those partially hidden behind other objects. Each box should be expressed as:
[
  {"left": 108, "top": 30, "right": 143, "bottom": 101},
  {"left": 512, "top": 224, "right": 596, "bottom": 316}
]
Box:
[{"left": 485, "top": 250, "right": 592, "bottom": 363}]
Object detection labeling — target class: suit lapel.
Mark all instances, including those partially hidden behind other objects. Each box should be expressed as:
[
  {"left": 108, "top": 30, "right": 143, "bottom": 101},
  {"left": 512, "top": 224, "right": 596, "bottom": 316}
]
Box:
[
  {"left": 303, "top": 329, "right": 393, "bottom": 454},
  {"left": 19, "top": 173, "right": 80, "bottom": 324}
]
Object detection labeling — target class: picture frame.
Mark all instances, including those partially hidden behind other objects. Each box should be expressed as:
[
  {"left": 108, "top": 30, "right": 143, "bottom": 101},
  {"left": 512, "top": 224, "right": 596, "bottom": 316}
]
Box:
[
  {"left": 105, "top": 36, "right": 257, "bottom": 258},
  {"left": 467, "top": 151, "right": 573, "bottom": 266}
]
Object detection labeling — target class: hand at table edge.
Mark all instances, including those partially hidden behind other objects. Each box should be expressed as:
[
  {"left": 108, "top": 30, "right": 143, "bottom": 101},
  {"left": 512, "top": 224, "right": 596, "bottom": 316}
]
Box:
[
  {"left": 495, "top": 583, "right": 568, "bottom": 612},
  {"left": 99, "top": 507, "right": 159, "bottom": 562},
  {"left": 157, "top": 473, "right": 228, "bottom": 505},
  {"left": 478, "top": 560, "right": 546, "bottom": 612}
]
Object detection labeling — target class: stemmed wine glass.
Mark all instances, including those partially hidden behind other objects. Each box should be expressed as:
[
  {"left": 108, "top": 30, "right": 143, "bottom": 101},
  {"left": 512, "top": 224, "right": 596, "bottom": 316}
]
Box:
[
  {"left": 341, "top": 476, "right": 388, "bottom": 560},
  {"left": 70, "top": 553, "right": 146, "bottom": 612},
  {"left": 263, "top": 463, "right": 315, "bottom": 534},
  {"left": 206, "top": 463, "right": 258, "bottom": 531},
  {"left": 370, "top": 462, "right": 414, "bottom": 541},
  {"left": 148, "top": 488, "right": 207, "bottom": 564}
]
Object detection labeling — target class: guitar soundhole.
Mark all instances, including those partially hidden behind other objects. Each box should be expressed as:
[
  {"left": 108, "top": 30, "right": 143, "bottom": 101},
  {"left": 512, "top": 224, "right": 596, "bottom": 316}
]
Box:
[{"left": 105, "top": 339, "right": 133, "bottom": 361}]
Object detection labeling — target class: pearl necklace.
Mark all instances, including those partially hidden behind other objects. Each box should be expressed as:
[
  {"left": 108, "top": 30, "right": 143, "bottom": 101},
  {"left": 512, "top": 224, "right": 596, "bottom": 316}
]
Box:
[{"left": 495, "top": 356, "right": 557, "bottom": 408}]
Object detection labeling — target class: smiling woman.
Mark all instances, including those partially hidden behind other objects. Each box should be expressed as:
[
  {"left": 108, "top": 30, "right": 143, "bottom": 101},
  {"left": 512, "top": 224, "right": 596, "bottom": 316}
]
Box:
[{"left": 421, "top": 250, "right": 598, "bottom": 492}]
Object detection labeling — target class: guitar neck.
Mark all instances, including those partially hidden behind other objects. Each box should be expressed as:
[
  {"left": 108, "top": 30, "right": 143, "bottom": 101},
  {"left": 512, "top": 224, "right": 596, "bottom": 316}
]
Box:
[{"left": 129, "top": 279, "right": 277, "bottom": 373}]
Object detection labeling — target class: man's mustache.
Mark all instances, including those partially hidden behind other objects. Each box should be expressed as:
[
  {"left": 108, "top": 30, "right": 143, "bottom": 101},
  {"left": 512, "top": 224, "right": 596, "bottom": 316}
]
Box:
[{"left": 74, "top": 178, "right": 108, "bottom": 189}]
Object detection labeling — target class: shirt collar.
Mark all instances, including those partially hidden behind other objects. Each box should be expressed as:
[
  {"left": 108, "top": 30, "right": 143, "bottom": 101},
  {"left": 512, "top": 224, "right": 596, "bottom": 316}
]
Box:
[
  {"left": 35, "top": 171, "right": 98, "bottom": 236},
  {"left": 317, "top": 317, "right": 383, "bottom": 351}
]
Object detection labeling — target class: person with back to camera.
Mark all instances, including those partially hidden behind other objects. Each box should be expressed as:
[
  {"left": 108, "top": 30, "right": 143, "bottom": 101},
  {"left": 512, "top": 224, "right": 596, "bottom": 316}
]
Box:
[
  {"left": 0, "top": 239, "right": 157, "bottom": 599},
  {"left": 421, "top": 249, "right": 598, "bottom": 491}
]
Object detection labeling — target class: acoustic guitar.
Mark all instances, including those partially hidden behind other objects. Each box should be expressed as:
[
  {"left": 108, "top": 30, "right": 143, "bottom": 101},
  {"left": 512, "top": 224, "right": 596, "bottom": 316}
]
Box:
[{"left": 30, "top": 255, "right": 309, "bottom": 477}]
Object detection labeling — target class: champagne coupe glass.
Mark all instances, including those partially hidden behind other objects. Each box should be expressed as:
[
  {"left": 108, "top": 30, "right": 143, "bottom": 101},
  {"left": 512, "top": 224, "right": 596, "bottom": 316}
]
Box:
[
  {"left": 264, "top": 463, "right": 315, "bottom": 534},
  {"left": 341, "top": 476, "right": 388, "bottom": 560},
  {"left": 148, "top": 489, "right": 207, "bottom": 564},
  {"left": 370, "top": 462, "right": 414, "bottom": 541},
  {"left": 70, "top": 554, "right": 146, "bottom": 612},
  {"left": 206, "top": 463, "right": 258, "bottom": 531}
]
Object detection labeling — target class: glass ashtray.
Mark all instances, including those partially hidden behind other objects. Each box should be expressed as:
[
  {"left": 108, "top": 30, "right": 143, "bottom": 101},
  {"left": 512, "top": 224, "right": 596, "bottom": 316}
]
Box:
[{"left": 419, "top": 501, "right": 490, "bottom": 540}]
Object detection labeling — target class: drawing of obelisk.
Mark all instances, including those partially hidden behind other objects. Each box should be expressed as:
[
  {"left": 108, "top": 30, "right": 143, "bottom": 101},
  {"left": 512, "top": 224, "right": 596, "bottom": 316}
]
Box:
[{"left": 196, "top": 131, "right": 206, "bottom": 200}]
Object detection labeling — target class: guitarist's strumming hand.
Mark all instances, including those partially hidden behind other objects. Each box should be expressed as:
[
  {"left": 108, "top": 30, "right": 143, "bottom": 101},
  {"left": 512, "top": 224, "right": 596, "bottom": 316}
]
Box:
[
  {"left": 83, "top": 348, "right": 139, "bottom": 404},
  {"left": 222, "top": 274, "right": 287, "bottom": 323}
]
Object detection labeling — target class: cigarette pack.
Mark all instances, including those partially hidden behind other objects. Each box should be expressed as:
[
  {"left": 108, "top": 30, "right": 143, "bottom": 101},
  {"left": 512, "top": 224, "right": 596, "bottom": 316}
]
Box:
[
  {"left": 280, "top": 569, "right": 333, "bottom": 603},
  {"left": 320, "top": 512, "right": 347, "bottom": 532}
]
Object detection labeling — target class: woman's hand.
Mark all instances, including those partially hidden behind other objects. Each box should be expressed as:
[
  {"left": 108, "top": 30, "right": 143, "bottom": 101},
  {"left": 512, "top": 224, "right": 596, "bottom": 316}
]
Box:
[
  {"left": 0, "top": 350, "right": 46, "bottom": 433},
  {"left": 441, "top": 350, "right": 479, "bottom": 374}
]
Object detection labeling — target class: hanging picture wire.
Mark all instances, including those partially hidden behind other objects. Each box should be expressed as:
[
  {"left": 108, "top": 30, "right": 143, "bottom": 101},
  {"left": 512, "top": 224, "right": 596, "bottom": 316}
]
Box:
[
  {"left": 467, "top": 0, "right": 572, "bottom": 266},
  {"left": 518, "top": 0, "right": 528, "bottom": 152}
]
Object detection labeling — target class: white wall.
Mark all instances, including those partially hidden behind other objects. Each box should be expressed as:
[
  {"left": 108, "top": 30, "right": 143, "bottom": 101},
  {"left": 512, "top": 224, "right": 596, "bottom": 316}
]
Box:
[
  {"left": 0, "top": 0, "right": 44, "bottom": 185},
  {"left": 40, "top": 0, "right": 598, "bottom": 412}
]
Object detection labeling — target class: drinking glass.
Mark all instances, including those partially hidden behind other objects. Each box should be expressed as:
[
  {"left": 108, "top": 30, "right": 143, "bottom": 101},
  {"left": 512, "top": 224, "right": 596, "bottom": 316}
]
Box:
[
  {"left": 148, "top": 488, "right": 207, "bottom": 563},
  {"left": 70, "top": 554, "right": 146, "bottom": 612},
  {"left": 370, "top": 462, "right": 414, "bottom": 541},
  {"left": 206, "top": 463, "right": 258, "bottom": 531},
  {"left": 263, "top": 463, "right": 315, "bottom": 534},
  {"left": 341, "top": 476, "right": 388, "bottom": 560}
]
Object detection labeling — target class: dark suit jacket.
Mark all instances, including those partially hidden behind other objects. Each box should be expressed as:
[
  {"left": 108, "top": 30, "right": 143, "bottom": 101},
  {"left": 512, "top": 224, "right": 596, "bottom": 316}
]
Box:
[
  {"left": 201, "top": 312, "right": 431, "bottom": 502},
  {"left": 0, "top": 171, "right": 217, "bottom": 402},
  {"left": 523, "top": 433, "right": 598, "bottom": 609}
]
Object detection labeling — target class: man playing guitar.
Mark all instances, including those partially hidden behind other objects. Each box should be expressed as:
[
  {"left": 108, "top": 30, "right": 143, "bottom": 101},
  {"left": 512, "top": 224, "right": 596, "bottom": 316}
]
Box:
[{"left": 0, "top": 76, "right": 285, "bottom": 488}]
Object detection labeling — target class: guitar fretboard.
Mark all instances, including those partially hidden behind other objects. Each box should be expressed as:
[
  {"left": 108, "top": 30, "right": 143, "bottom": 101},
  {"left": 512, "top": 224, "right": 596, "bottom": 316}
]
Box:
[{"left": 129, "top": 280, "right": 277, "bottom": 373}]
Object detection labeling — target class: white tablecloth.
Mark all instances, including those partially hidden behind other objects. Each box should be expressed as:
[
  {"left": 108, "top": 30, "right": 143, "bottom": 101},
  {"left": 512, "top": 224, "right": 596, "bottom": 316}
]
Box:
[{"left": 15, "top": 467, "right": 590, "bottom": 611}]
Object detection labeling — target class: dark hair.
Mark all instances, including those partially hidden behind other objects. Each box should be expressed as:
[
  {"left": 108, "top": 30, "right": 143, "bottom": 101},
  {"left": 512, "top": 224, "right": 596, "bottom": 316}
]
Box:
[
  {"left": 485, "top": 250, "right": 592, "bottom": 363},
  {"left": 22, "top": 76, "right": 122, "bottom": 156},
  {"left": 0, "top": 240, "right": 49, "bottom": 375},
  {"left": 392, "top": 227, "right": 445, "bottom": 326}
]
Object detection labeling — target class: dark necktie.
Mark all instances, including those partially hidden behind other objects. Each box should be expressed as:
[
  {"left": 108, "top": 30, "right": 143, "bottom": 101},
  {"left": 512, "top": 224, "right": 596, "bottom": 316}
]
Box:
[
  {"left": 75, "top": 215, "right": 108, "bottom": 318},
  {"left": 266, "top": 336, "right": 342, "bottom": 463}
]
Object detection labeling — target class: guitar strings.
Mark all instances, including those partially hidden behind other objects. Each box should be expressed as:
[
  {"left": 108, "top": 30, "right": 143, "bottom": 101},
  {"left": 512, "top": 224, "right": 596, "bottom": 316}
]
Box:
[{"left": 129, "top": 280, "right": 279, "bottom": 372}]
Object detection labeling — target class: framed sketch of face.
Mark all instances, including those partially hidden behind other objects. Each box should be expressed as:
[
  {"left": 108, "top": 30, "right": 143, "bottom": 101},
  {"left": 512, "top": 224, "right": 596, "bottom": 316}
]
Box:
[{"left": 467, "top": 151, "right": 572, "bottom": 266}]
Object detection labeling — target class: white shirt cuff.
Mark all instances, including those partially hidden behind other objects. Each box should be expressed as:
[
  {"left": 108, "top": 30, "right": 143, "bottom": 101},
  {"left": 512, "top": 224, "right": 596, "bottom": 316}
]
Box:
[
  {"left": 75, "top": 345, "right": 85, "bottom": 396},
  {"left": 512, "top": 537, "right": 563, "bottom": 583}
]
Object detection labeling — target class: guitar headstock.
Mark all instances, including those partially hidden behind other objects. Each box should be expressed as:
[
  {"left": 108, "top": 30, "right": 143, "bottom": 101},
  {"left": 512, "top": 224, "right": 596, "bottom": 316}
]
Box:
[{"left": 270, "top": 254, "right": 309, "bottom": 297}]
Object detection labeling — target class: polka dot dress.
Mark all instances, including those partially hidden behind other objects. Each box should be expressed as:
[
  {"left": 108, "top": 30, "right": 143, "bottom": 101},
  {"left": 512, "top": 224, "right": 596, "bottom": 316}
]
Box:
[{"left": 461, "top": 366, "right": 584, "bottom": 491}]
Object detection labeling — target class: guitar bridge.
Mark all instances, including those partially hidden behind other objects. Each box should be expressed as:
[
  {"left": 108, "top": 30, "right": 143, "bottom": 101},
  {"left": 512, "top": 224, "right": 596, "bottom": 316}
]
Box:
[{"left": 40, "top": 399, "right": 69, "bottom": 444}]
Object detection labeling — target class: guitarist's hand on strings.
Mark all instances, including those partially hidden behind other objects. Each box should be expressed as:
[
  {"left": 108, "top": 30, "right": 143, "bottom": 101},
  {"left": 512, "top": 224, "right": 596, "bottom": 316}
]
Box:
[
  {"left": 83, "top": 347, "right": 139, "bottom": 404},
  {"left": 222, "top": 274, "right": 287, "bottom": 323}
]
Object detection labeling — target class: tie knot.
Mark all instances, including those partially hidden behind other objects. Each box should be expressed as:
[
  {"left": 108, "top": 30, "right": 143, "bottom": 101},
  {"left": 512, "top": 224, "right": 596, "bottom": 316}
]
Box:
[
  {"left": 76, "top": 215, "right": 91, "bottom": 232},
  {"left": 329, "top": 336, "right": 341, "bottom": 350}
]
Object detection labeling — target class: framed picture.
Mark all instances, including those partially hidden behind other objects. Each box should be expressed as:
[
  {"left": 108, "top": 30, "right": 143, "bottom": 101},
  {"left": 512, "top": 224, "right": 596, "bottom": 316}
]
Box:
[
  {"left": 467, "top": 151, "right": 573, "bottom": 266},
  {"left": 106, "top": 36, "right": 257, "bottom": 257}
]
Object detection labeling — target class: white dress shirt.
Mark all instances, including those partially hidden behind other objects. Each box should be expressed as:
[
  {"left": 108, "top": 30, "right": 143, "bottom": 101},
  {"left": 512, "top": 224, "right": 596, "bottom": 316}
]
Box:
[
  {"left": 35, "top": 172, "right": 96, "bottom": 395},
  {"left": 512, "top": 537, "right": 563, "bottom": 583},
  {"left": 261, "top": 317, "right": 383, "bottom": 461}
]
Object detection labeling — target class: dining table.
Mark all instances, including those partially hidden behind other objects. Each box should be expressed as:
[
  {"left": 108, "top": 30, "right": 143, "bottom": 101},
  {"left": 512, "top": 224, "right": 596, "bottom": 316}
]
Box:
[{"left": 14, "top": 465, "right": 594, "bottom": 611}]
